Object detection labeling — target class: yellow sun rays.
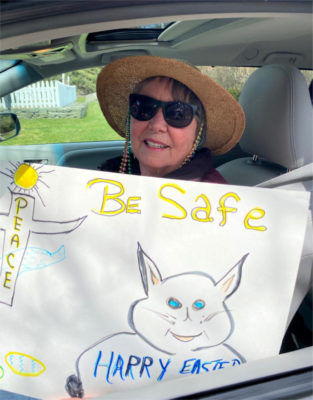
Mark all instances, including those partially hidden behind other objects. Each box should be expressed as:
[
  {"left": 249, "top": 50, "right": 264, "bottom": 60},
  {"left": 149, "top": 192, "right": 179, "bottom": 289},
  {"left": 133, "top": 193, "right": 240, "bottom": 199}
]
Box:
[{"left": 0, "top": 162, "right": 55, "bottom": 207}]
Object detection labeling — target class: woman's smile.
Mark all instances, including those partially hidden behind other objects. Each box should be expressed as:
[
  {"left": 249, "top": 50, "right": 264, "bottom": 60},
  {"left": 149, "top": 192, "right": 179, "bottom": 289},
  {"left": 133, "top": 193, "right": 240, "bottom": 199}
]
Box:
[{"left": 143, "top": 139, "right": 169, "bottom": 150}]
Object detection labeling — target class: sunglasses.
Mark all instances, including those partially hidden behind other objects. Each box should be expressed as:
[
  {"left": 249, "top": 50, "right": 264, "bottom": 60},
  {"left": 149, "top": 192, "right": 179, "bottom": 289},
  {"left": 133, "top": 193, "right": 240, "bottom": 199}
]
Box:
[{"left": 129, "top": 94, "right": 198, "bottom": 128}]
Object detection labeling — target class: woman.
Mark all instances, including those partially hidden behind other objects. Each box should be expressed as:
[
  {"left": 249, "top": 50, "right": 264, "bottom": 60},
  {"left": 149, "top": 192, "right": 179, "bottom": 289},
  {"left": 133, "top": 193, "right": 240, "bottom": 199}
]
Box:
[{"left": 97, "top": 55, "right": 245, "bottom": 182}]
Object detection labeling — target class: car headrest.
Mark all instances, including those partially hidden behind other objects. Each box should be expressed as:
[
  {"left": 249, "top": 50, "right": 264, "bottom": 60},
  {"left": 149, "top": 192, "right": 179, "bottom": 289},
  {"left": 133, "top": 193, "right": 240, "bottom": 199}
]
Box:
[{"left": 239, "top": 64, "right": 313, "bottom": 170}]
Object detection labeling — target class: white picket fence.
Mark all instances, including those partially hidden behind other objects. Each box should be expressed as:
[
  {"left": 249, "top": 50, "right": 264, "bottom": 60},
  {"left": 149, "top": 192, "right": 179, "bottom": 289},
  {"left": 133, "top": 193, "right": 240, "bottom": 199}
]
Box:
[{"left": 0, "top": 80, "right": 76, "bottom": 109}]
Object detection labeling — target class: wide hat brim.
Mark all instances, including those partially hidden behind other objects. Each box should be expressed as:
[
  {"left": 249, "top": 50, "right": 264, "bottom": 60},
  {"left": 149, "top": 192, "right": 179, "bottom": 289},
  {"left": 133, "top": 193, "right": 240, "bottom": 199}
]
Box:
[{"left": 97, "top": 55, "right": 245, "bottom": 155}]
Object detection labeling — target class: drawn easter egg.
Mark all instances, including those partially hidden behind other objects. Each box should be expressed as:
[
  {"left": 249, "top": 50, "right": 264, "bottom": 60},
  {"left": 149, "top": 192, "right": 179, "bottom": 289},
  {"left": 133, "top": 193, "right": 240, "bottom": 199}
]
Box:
[
  {"left": 0, "top": 365, "right": 4, "bottom": 379},
  {"left": 5, "top": 352, "right": 46, "bottom": 377}
]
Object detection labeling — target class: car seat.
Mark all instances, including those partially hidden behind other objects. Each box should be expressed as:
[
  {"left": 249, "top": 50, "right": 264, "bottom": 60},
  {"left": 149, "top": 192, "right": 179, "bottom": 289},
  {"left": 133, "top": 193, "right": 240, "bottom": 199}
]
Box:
[{"left": 217, "top": 64, "right": 313, "bottom": 185}]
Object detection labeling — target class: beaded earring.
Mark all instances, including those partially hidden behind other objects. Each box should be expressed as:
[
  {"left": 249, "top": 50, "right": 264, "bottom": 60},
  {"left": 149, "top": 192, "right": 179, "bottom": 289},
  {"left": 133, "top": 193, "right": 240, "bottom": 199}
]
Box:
[
  {"left": 119, "top": 112, "right": 132, "bottom": 174},
  {"left": 179, "top": 123, "right": 204, "bottom": 168}
]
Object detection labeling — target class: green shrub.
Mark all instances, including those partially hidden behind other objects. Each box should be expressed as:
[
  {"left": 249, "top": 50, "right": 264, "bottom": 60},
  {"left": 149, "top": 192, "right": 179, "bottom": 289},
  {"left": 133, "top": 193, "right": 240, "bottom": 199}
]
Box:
[
  {"left": 48, "top": 68, "right": 102, "bottom": 95},
  {"left": 228, "top": 88, "right": 241, "bottom": 101}
]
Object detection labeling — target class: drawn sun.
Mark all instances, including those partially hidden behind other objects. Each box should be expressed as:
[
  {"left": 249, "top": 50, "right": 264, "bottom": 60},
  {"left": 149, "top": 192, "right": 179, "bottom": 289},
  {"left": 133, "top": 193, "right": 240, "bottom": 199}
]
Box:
[{"left": 0, "top": 162, "right": 54, "bottom": 206}]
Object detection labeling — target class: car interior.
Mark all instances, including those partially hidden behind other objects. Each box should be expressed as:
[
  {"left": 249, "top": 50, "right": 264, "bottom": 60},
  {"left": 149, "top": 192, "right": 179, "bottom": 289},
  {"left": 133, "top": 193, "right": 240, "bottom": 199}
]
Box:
[
  {"left": 218, "top": 63, "right": 313, "bottom": 185},
  {"left": 0, "top": 1, "right": 312, "bottom": 399},
  {"left": 0, "top": 12, "right": 312, "bottom": 171}
]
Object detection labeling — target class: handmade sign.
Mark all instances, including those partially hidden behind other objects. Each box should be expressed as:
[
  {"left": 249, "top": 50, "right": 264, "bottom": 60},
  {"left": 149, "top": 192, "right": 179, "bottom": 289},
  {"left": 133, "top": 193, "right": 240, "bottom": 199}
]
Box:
[{"left": 0, "top": 161, "right": 309, "bottom": 399}]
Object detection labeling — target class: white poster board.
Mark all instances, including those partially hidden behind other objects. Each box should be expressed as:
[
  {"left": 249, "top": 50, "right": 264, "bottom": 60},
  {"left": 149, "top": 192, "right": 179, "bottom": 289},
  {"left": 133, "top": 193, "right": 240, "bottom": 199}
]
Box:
[{"left": 0, "top": 161, "right": 309, "bottom": 399}]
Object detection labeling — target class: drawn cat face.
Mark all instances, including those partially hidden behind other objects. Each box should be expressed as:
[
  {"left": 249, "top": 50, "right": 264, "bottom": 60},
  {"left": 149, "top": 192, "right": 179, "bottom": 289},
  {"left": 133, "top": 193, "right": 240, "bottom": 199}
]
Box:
[{"left": 129, "top": 243, "right": 248, "bottom": 355}]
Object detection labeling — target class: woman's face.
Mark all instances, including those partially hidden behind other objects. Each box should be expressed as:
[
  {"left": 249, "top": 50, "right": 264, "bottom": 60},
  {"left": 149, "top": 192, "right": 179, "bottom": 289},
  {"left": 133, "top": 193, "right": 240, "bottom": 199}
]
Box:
[{"left": 130, "top": 78, "right": 198, "bottom": 177}]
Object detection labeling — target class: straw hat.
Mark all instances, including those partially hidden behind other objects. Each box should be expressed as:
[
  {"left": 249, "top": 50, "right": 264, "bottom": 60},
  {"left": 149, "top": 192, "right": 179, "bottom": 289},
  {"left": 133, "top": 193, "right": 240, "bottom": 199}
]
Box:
[{"left": 97, "top": 55, "right": 245, "bottom": 155}]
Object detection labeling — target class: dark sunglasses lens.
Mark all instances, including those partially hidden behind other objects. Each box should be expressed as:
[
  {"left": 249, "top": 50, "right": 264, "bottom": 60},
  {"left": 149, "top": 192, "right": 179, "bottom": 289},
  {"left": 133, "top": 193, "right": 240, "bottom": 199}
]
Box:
[
  {"left": 129, "top": 95, "right": 158, "bottom": 121},
  {"left": 164, "top": 102, "right": 194, "bottom": 128}
]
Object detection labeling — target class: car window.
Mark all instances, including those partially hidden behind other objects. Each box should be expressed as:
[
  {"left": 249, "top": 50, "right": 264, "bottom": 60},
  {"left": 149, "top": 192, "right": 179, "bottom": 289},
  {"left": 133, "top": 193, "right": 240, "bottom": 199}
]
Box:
[
  {"left": 1, "top": 65, "right": 311, "bottom": 147},
  {"left": 0, "top": 67, "right": 121, "bottom": 146},
  {"left": 0, "top": 65, "right": 275, "bottom": 146}
]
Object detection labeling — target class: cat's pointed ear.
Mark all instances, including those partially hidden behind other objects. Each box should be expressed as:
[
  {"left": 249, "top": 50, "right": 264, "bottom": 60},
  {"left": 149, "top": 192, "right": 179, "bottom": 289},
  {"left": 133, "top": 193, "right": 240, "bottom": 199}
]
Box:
[
  {"left": 137, "top": 242, "right": 163, "bottom": 295},
  {"left": 216, "top": 253, "right": 249, "bottom": 299}
]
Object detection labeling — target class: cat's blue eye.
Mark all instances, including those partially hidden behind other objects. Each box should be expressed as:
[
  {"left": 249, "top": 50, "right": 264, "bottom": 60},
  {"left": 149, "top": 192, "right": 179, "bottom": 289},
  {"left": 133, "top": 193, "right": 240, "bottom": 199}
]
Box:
[
  {"left": 192, "top": 299, "right": 205, "bottom": 310},
  {"left": 167, "top": 297, "right": 182, "bottom": 309}
]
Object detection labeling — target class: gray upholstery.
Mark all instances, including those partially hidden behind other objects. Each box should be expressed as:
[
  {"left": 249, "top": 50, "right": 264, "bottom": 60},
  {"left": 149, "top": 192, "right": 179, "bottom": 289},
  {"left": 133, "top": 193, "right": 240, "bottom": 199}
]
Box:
[
  {"left": 57, "top": 143, "right": 124, "bottom": 170},
  {"left": 217, "top": 64, "right": 313, "bottom": 186}
]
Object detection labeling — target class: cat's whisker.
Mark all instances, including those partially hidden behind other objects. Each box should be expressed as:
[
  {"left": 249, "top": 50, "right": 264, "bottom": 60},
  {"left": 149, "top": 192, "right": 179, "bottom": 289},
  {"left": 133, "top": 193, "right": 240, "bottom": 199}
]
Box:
[
  {"left": 203, "top": 310, "right": 225, "bottom": 323},
  {"left": 143, "top": 307, "right": 176, "bottom": 325},
  {"left": 203, "top": 330, "right": 210, "bottom": 340}
]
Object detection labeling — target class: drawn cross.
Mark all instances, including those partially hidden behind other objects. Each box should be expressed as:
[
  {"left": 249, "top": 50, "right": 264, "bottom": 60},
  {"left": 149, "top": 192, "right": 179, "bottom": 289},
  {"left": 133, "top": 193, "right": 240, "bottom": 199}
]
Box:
[{"left": 0, "top": 191, "right": 86, "bottom": 306}]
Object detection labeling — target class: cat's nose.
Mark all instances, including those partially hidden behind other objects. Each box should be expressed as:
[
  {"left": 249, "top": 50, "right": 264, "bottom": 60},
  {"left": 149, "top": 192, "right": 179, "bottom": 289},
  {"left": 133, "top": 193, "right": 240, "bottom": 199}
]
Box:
[{"left": 183, "top": 307, "right": 192, "bottom": 322}]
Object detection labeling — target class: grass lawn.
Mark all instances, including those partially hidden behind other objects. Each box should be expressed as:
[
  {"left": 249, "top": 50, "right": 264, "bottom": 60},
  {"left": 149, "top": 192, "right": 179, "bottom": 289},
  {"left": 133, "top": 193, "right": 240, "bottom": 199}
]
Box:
[{"left": 0, "top": 101, "right": 122, "bottom": 146}]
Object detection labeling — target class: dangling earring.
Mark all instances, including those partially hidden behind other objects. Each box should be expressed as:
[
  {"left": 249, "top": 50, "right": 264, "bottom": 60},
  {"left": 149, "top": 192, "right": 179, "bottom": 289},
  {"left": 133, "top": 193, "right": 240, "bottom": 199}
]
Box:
[
  {"left": 179, "top": 123, "right": 204, "bottom": 168},
  {"left": 119, "top": 111, "right": 132, "bottom": 174}
]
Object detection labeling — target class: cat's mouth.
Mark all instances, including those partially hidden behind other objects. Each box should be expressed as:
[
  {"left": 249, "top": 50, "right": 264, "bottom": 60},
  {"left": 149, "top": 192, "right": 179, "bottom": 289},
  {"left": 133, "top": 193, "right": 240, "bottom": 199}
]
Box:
[{"left": 170, "top": 332, "right": 203, "bottom": 342}]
